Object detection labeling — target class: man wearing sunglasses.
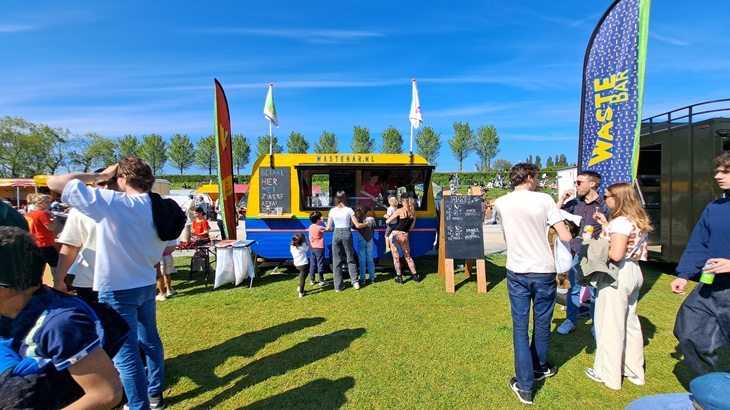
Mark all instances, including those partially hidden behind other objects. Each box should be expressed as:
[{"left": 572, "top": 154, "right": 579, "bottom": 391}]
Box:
[{"left": 555, "top": 171, "right": 609, "bottom": 335}]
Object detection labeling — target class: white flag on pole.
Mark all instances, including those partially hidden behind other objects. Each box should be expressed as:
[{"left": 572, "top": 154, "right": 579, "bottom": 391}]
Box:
[
  {"left": 409, "top": 79, "right": 423, "bottom": 129},
  {"left": 263, "top": 83, "right": 278, "bottom": 127}
]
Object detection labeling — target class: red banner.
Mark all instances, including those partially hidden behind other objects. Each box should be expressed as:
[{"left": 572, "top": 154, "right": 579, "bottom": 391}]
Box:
[{"left": 214, "top": 79, "right": 237, "bottom": 240}]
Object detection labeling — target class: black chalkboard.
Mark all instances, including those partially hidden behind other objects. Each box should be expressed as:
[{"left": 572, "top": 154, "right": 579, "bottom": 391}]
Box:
[
  {"left": 444, "top": 195, "right": 484, "bottom": 259},
  {"left": 259, "top": 167, "right": 291, "bottom": 213},
  {"left": 330, "top": 169, "right": 356, "bottom": 200}
]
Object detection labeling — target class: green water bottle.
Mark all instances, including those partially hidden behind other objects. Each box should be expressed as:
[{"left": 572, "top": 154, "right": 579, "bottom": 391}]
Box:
[{"left": 699, "top": 263, "right": 715, "bottom": 285}]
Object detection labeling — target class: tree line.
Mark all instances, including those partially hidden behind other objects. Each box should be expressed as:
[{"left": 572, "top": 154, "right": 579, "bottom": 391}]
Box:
[{"left": 1, "top": 115, "right": 571, "bottom": 177}]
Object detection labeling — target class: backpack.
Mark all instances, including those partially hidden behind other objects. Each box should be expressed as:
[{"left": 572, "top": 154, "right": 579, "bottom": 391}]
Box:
[{"left": 149, "top": 192, "right": 186, "bottom": 241}]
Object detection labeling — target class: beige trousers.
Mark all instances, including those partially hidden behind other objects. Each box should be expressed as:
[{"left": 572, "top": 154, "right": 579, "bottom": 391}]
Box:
[{"left": 593, "top": 260, "right": 645, "bottom": 390}]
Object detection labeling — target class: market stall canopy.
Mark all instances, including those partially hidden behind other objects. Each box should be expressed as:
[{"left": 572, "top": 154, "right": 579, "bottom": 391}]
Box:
[
  {"left": 0, "top": 179, "right": 34, "bottom": 187},
  {"left": 194, "top": 184, "right": 249, "bottom": 201}
]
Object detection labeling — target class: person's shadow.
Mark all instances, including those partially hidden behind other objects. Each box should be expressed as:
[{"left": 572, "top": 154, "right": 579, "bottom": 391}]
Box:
[
  {"left": 238, "top": 377, "right": 355, "bottom": 410},
  {"left": 165, "top": 318, "right": 365, "bottom": 409}
]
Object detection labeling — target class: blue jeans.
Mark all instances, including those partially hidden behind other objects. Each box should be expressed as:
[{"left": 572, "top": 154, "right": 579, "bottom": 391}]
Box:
[
  {"left": 358, "top": 237, "right": 375, "bottom": 281},
  {"left": 566, "top": 253, "right": 596, "bottom": 323},
  {"left": 309, "top": 248, "right": 325, "bottom": 282},
  {"left": 507, "top": 270, "right": 557, "bottom": 392},
  {"left": 99, "top": 285, "right": 164, "bottom": 410}
]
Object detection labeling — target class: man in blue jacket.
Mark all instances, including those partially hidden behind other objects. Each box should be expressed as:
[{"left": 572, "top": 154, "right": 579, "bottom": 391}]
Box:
[{"left": 671, "top": 150, "right": 730, "bottom": 375}]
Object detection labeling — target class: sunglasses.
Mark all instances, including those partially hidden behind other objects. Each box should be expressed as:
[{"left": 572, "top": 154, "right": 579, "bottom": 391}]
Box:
[
  {"left": 574, "top": 180, "right": 587, "bottom": 186},
  {"left": 603, "top": 194, "right": 613, "bottom": 199}
]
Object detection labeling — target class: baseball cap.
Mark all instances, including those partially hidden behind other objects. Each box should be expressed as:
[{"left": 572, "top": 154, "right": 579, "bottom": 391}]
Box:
[{"left": 691, "top": 372, "right": 730, "bottom": 410}]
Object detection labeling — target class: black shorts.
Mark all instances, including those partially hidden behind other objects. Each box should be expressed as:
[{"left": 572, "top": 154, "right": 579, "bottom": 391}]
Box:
[{"left": 40, "top": 246, "right": 59, "bottom": 268}]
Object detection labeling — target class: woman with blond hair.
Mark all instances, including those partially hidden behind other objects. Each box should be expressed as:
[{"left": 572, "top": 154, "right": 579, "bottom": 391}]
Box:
[
  {"left": 585, "top": 182, "right": 653, "bottom": 390},
  {"left": 25, "top": 194, "right": 59, "bottom": 273},
  {"left": 385, "top": 193, "right": 419, "bottom": 284}
]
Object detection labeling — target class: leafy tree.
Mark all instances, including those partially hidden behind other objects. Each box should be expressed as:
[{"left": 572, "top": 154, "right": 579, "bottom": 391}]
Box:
[
  {"left": 117, "top": 135, "right": 140, "bottom": 158},
  {"left": 41, "top": 126, "right": 72, "bottom": 175},
  {"left": 0, "top": 116, "right": 39, "bottom": 177},
  {"left": 415, "top": 126, "right": 441, "bottom": 167},
  {"left": 194, "top": 135, "right": 217, "bottom": 175},
  {"left": 286, "top": 131, "right": 309, "bottom": 154},
  {"left": 255, "top": 135, "right": 284, "bottom": 158},
  {"left": 526, "top": 154, "right": 533, "bottom": 164},
  {"left": 492, "top": 158, "right": 513, "bottom": 172},
  {"left": 380, "top": 126, "right": 403, "bottom": 154},
  {"left": 474, "top": 125, "right": 500, "bottom": 171},
  {"left": 448, "top": 122, "right": 475, "bottom": 172},
  {"left": 69, "top": 133, "right": 117, "bottom": 173},
  {"left": 167, "top": 134, "right": 194, "bottom": 174},
  {"left": 314, "top": 131, "right": 338, "bottom": 154},
  {"left": 556, "top": 154, "right": 568, "bottom": 167},
  {"left": 546, "top": 156, "right": 554, "bottom": 168},
  {"left": 139, "top": 134, "right": 168, "bottom": 175},
  {"left": 232, "top": 134, "right": 251, "bottom": 175},
  {"left": 535, "top": 155, "right": 542, "bottom": 169},
  {"left": 351, "top": 126, "right": 375, "bottom": 153}
]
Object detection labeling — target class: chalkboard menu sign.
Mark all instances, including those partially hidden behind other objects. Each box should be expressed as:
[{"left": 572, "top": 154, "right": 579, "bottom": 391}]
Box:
[
  {"left": 330, "top": 169, "right": 356, "bottom": 200},
  {"left": 259, "top": 167, "right": 291, "bottom": 213},
  {"left": 444, "top": 195, "right": 484, "bottom": 259}
]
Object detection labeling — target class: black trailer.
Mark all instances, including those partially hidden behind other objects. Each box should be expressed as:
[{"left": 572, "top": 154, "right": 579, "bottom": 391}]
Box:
[{"left": 637, "top": 99, "right": 730, "bottom": 263}]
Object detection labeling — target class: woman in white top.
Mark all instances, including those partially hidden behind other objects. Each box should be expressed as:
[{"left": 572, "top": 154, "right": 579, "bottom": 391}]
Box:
[
  {"left": 585, "top": 182, "right": 652, "bottom": 390},
  {"left": 325, "top": 191, "right": 366, "bottom": 292}
]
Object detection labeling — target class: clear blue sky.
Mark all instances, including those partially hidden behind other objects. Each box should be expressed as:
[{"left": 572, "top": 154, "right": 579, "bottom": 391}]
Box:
[{"left": 2, "top": 1, "right": 728, "bottom": 174}]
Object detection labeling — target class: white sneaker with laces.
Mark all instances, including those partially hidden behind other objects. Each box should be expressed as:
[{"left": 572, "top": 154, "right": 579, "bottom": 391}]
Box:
[{"left": 155, "top": 294, "right": 167, "bottom": 302}]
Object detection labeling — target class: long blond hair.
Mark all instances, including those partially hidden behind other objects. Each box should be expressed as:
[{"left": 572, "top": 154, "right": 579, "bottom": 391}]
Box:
[{"left": 606, "top": 183, "right": 653, "bottom": 233}]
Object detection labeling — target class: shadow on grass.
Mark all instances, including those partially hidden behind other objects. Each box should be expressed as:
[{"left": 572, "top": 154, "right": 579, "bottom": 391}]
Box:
[
  {"left": 167, "top": 322, "right": 366, "bottom": 410},
  {"left": 238, "top": 377, "right": 355, "bottom": 410},
  {"left": 638, "top": 261, "right": 676, "bottom": 301}
]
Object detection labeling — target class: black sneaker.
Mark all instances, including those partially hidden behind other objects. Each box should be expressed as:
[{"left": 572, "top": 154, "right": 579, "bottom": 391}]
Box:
[
  {"left": 534, "top": 363, "right": 557, "bottom": 381},
  {"left": 394, "top": 275, "right": 403, "bottom": 284},
  {"left": 150, "top": 394, "right": 165, "bottom": 410},
  {"left": 509, "top": 377, "right": 533, "bottom": 405}
]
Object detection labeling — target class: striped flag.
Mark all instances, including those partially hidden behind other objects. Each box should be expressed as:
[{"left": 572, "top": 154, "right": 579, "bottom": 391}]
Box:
[
  {"left": 409, "top": 79, "right": 423, "bottom": 129},
  {"left": 263, "top": 83, "right": 278, "bottom": 127}
]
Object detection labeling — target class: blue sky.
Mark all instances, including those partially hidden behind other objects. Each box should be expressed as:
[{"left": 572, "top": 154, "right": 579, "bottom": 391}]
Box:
[{"left": 2, "top": 0, "right": 729, "bottom": 174}]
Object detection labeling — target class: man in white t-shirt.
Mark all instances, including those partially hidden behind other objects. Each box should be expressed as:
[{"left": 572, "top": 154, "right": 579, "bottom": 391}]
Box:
[
  {"left": 54, "top": 174, "right": 119, "bottom": 303},
  {"left": 47, "top": 157, "right": 167, "bottom": 410},
  {"left": 495, "top": 163, "right": 572, "bottom": 406}
]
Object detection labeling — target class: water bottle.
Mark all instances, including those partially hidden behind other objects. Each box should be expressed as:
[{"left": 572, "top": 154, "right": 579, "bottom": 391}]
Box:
[{"left": 700, "top": 262, "right": 715, "bottom": 285}]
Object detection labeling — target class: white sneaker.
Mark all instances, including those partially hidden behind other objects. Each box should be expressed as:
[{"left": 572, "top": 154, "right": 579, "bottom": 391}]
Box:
[
  {"left": 310, "top": 280, "right": 316, "bottom": 286},
  {"left": 155, "top": 294, "right": 167, "bottom": 302},
  {"left": 352, "top": 281, "right": 361, "bottom": 290},
  {"left": 165, "top": 288, "right": 175, "bottom": 297}
]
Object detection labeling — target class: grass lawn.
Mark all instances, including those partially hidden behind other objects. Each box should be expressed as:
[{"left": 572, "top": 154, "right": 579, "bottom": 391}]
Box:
[{"left": 158, "top": 254, "right": 696, "bottom": 409}]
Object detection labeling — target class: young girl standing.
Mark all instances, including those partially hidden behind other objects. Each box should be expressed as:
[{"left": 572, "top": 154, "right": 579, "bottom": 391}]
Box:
[
  {"left": 384, "top": 195, "right": 399, "bottom": 253},
  {"left": 290, "top": 233, "right": 310, "bottom": 298}
]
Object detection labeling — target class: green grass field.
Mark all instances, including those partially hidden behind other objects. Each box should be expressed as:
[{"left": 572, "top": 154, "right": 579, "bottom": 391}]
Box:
[{"left": 156, "top": 254, "right": 696, "bottom": 409}]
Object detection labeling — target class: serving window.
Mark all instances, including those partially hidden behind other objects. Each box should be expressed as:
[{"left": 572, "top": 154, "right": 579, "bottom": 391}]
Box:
[{"left": 296, "top": 166, "right": 433, "bottom": 212}]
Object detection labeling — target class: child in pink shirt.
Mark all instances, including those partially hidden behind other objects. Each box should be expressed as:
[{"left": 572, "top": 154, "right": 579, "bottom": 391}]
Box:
[{"left": 307, "top": 211, "right": 328, "bottom": 286}]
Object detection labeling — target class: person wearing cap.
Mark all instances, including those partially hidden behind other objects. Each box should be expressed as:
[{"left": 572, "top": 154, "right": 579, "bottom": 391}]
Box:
[
  {"left": 25, "top": 194, "right": 60, "bottom": 275},
  {"left": 46, "top": 157, "right": 168, "bottom": 410},
  {"left": 624, "top": 372, "right": 730, "bottom": 410}
]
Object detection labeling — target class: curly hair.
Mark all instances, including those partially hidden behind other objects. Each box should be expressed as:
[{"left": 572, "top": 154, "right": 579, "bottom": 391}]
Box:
[
  {"left": 509, "top": 163, "right": 538, "bottom": 187},
  {"left": 0, "top": 226, "right": 46, "bottom": 291},
  {"left": 606, "top": 183, "right": 654, "bottom": 233},
  {"left": 117, "top": 156, "right": 155, "bottom": 192}
]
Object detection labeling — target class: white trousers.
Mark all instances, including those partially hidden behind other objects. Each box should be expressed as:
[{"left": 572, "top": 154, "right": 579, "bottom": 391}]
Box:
[{"left": 593, "top": 260, "right": 645, "bottom": 390}]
